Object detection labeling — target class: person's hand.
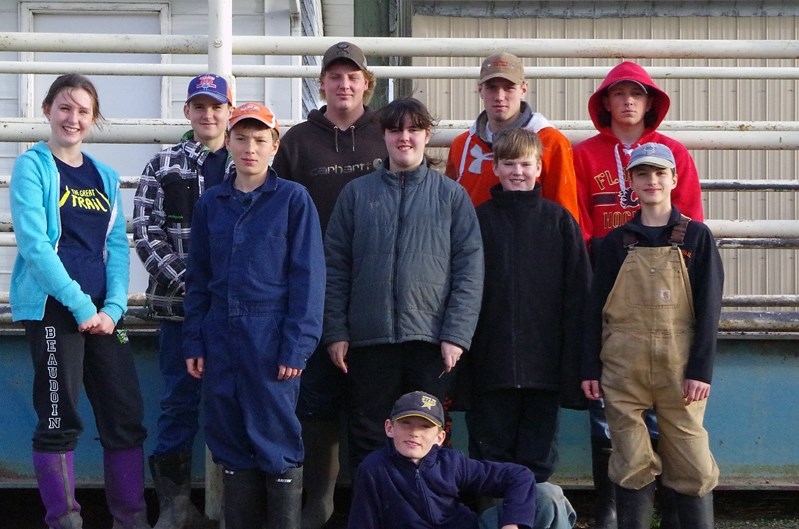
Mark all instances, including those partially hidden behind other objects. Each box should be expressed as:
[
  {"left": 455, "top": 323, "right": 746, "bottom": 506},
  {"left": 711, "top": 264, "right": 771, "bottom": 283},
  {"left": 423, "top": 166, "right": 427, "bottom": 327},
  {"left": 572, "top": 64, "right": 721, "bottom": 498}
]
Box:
[
  {"left": 278, "top": 365, "right": 303, "bottom": 381},
  {"left": 441, "top": 341, "right": 463, "bottom": 373},
  {"left": 87, "top": 312, "right": 116, "bottom": 335},
  {"left": 683, "top": 379, "right": 710, "bottom": 404},
  {"left": 77, "top": 312, "right": 103, "bottom": 333},
  {"left": 327, "top": 341, "right": 349, "bottom": 374},
  {"left": 582, "top": 380, "right": 603, "bottom": 400},
  {"left": 500, "top": 525, "right": 520, "bottom": 529},
  {"left": 186, "top": 358, "right": 205, "bottom": 379}
]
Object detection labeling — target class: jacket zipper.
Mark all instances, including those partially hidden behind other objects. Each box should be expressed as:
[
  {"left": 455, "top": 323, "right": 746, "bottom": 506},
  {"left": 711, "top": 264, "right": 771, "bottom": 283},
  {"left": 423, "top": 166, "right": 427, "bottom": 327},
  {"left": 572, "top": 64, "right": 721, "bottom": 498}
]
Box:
[
  {"left": 415, "top": 467, "right": 436, "bottom": 523},
  {"left": 392, "top": 173, "right": 406, "bottom": 341}
]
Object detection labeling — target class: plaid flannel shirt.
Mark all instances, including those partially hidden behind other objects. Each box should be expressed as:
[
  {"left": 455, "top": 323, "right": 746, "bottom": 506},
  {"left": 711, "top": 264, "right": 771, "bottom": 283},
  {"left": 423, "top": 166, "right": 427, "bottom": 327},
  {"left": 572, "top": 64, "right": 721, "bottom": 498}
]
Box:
[{"left": 133, "top": 134, "right": 233, "bottom": 319}]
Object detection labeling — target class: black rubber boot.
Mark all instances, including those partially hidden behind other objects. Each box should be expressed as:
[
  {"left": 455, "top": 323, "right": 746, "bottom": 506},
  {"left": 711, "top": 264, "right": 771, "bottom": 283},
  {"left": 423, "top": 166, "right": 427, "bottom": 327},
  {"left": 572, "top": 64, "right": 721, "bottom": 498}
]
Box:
[
  {"left": 674, "top": 491, "right": 714, "bottom": 529},
  {"left": 655, "top": 480, "right": 681, "bottom": 529},
  {"left": 615, "top": 482, "right": 655, "bottom": 529},
  {"left": 150, "top": 452, "right": 217, "bottom": 529},
  {"left": 299, "top": 417, "right": 339, "bottom": 529},
  {"left": 223, "top": 468, "right": 265, "bottom": 529},
  {"left": 591, "top": 437, "right": 617, "bottom": 529},
  {"left": 265, "top": 467, "right": 303, "bottom": 529}
]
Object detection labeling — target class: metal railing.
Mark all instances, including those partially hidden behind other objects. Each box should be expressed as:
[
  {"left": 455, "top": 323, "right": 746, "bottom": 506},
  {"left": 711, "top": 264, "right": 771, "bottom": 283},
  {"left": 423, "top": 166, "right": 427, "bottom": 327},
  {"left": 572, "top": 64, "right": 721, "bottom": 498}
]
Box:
[{"left": 1, "top": 32, "right": 798, "bottom": 332}]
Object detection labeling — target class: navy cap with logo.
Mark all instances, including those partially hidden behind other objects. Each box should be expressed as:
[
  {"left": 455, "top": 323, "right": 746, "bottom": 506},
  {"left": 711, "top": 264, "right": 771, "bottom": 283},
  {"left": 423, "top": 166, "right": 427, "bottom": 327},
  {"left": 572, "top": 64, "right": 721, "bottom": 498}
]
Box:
[
  {"left": 322, "top": 41, "right": 368, "bottom": 72},
  {"left": 186, "top": 73, "right": 232, "bottom": 104},
  {"left": 390, "top": 391, "right": 445, "bottom": 428},
  {"left": 627, "top": 142, "right": 676, "bottom": 171}
]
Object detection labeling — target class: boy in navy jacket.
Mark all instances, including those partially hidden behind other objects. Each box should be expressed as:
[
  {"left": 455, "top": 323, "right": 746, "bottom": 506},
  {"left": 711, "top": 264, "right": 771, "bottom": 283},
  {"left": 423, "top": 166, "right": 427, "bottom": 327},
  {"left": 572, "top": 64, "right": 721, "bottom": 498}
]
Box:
[{"left": 348, "top": 391, "right": 536, "bottom": 529}]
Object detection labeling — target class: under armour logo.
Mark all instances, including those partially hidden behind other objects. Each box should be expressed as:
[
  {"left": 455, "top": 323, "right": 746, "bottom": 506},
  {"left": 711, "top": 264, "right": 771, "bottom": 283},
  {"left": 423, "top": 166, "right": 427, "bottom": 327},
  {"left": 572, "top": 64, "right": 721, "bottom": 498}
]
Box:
[{"left": 467, "top": 144, "right": 493, "bottom": 174}]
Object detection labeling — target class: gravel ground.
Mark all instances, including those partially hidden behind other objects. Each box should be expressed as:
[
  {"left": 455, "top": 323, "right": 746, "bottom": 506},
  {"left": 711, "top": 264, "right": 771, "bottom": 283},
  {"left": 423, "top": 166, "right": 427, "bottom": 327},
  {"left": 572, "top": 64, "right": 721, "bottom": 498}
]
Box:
[{"left": 3, "top": 487, "right": 797, "bottom": 528}]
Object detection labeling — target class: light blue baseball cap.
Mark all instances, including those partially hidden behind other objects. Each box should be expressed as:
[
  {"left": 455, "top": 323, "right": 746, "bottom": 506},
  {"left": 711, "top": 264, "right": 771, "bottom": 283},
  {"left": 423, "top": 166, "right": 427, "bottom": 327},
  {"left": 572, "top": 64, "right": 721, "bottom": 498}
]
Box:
[{"left": 628, "top": 142, "right": 676, "bottom": 170}]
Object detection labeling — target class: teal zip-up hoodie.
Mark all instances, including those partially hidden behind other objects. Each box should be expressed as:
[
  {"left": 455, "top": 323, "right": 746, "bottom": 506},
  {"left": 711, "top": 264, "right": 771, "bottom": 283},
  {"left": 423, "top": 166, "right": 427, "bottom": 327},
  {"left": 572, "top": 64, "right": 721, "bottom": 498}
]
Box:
[{"left": 10, "top": 141, "right": 129, "bottom": 325}]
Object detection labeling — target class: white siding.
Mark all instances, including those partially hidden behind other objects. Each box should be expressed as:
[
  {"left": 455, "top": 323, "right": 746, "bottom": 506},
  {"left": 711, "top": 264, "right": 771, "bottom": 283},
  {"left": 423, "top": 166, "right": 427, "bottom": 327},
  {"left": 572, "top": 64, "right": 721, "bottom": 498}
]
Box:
[
  {"left": 0, "top": 0, "right": 296, "bottom": 290},
  {"left": 321, "top": 0, "right": 354, "bottom": 36},
  {"left": 412, "top": 13, "right": 799, "bottom": 304}
]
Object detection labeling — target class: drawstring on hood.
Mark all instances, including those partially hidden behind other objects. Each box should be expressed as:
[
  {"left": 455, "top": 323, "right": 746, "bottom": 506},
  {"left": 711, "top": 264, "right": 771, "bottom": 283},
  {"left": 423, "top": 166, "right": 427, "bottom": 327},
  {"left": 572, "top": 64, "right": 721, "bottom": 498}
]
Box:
[
  {"left": 311, "top": 105, "right": 370, "bottom": 153},
  {"left": 332, "top": 126, "right": 357, "bottom": 153}
]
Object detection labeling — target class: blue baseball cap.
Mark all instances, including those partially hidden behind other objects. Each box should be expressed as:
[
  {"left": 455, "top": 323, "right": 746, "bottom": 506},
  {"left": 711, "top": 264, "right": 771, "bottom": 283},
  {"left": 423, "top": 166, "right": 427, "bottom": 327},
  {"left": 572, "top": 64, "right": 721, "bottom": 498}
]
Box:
[
  {"left": 390, "top": 391, "right": 445, "bottom": 428},
  {"left": 186, "top": 73, "right": 231, "bottom": 104},
  {"left": 628, "top": 142, "right": 676, "bottom": 171}
]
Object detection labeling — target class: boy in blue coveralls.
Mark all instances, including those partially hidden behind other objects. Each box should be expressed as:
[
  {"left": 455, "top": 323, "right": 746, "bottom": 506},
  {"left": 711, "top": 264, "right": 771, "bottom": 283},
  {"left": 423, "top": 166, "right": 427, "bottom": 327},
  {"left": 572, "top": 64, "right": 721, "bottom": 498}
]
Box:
[
  {"left": 183, "top": 102, "right": 326, "bottom": 529},
  {"left": 348, "top": 391, "right": 536, "bottom": 529},
  {"left": 581, "top": 143, "right": 722, "bottom": 529}
]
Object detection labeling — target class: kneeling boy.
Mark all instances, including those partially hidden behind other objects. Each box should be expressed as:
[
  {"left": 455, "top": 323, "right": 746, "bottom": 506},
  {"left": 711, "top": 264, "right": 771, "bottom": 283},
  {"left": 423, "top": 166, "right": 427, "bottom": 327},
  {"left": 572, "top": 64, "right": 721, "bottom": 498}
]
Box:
[
  {"left": 349, "top": 391, "right": 536, "bottom": 529},
  {"left": 183, "top": 102, "right": 326, "bottom": 529}
]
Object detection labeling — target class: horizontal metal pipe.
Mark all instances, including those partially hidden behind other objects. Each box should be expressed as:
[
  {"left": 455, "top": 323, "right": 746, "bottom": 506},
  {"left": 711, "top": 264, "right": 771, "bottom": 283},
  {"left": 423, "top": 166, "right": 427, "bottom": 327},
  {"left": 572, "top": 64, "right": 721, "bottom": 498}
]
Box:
[
  {"left": 0, "top": 308, "right": 795, "bottom": 333},
  {"left": 2, "top": 120, "right": 799, "bottom": 149},
  {"left": 431, "top": 129, "right": 799, "bottom": 150},
  {"left": 723, "top": 296, "right": 799, "bottom": 307},
  {"left": 705, "top": 220, "right": 799, "bottom": 238},
  {"left": 1, "top": 177, "right": 799, "bottom": 193},
  {"left": 2, "top": 34, "right": 799, "bottom": 59},
  {"left": 716, "top": 238, "right": 799, "bottom": 249},
  {"left": 0, "top": 292, "right": 793, "bottom": 308},
  {"left": 7, "top": 117, "right": 799, "bottom": 132},
  {"left": 701, "top": 180, "right": 799, "bottom": 191},
  {"left": 1, "top": 226, "right": 799, "bottom": 242},
  {"left": 5, "top": 61, "right": 799, "bottom": 80}
]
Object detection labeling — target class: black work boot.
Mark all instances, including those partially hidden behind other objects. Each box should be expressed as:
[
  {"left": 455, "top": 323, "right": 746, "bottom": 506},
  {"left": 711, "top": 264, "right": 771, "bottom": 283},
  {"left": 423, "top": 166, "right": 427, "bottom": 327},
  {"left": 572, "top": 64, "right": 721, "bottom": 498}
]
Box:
[
  {"left": 223, "top": 468, "right": 265, "bottom": 529},
  {"left": 265, "top": 466, "right": 303, "bottom": 529},
  {"left": 591, "top": 437, "right": 617, "bottom": 529},
  {"left": 299, "top": 417, "right": 339, "bottom": 529},
  {"left": 150, "top": 452, "right": 217, "bottom": 529},
  {"left": 655, "top": 481, "right": 681, "bottom": 529},
  {"left": 615, "top": 482, "right": 655, "bottom": 529},
  {"left": 674, "top": 491, "right": 714, "bottom": 529}
]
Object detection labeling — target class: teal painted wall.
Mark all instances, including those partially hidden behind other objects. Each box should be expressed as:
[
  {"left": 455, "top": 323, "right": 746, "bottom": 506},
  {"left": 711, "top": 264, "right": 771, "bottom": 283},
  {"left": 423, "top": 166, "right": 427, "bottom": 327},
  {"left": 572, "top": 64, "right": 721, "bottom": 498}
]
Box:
[{"left": 1, "top": 335, "right": 797, "bottom": 488}]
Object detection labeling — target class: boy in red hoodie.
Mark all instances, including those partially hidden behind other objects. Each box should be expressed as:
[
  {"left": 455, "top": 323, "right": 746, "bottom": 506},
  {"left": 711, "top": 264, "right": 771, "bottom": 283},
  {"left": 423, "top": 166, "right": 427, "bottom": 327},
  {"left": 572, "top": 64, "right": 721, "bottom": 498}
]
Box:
[
  {"left": 574, "top": 61, "right": 703, "bottom": 253},
  {"left": 573, "top": 61, "right": 704, "bottom": 529}
]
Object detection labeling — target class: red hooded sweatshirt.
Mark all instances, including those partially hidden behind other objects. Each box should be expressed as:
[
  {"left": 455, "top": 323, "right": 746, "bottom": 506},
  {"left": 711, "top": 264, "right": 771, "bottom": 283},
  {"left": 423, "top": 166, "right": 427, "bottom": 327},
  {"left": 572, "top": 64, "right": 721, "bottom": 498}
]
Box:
[{"left": 573, "top": 61, "right": 703, "bottom": 246}]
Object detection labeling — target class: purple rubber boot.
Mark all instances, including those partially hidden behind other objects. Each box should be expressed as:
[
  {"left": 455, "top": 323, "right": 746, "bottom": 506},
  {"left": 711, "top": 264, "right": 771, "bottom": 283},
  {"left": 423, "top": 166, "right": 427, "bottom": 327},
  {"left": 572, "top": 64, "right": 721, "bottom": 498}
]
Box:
[
  {"left": 104, "top": 447, "right": 151, "bottom": 529},
  {"left": 32, "top": 451, "right": 83, "bottom": 529}
]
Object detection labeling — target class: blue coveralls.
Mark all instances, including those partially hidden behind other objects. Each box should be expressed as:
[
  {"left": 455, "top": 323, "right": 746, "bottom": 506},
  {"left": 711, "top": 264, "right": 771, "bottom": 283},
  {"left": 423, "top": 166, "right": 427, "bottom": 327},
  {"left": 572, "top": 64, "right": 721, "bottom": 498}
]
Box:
[{"left": 183, "top": 169, "right": 325, "bottom": 475}]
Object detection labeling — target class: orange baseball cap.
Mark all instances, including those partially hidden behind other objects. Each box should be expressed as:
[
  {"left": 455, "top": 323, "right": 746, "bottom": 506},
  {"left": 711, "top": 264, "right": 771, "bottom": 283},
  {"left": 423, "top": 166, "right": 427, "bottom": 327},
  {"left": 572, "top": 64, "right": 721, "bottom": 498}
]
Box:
[{"left": 229, "top": 102, "right": 280, "bottom": 136}]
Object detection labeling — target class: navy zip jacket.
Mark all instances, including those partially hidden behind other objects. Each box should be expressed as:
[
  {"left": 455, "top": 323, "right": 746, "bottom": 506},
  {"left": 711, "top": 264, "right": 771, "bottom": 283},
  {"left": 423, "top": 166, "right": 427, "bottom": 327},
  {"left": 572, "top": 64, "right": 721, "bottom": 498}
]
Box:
[
  {"left": 348, "top": 443, "right": 536, "bottom": 529},
  {"left": 582, "top": 207, "right": 724, "bottom": 383}
]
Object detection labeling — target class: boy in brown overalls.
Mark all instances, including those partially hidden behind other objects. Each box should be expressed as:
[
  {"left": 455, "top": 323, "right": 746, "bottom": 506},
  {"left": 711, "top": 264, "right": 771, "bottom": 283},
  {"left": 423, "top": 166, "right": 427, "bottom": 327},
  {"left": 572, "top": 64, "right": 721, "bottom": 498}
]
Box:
[{"left": 581, "top": 142, "right": 723, "bottom": 529}]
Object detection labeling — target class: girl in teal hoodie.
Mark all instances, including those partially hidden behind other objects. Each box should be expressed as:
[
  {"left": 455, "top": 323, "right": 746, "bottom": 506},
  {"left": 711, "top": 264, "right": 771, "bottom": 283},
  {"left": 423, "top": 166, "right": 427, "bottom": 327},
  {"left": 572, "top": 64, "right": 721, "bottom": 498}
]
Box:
[{"left": 10, "top": 74, "right": 149, "bottom": 529}]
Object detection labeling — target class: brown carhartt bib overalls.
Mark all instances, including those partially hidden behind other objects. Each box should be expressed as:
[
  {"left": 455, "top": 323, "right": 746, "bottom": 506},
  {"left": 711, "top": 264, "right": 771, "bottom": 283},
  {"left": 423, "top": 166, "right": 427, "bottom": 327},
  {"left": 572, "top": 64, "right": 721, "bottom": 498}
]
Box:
[{"left": 600, "top": 222, "right": 719, "bottom": 496}]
